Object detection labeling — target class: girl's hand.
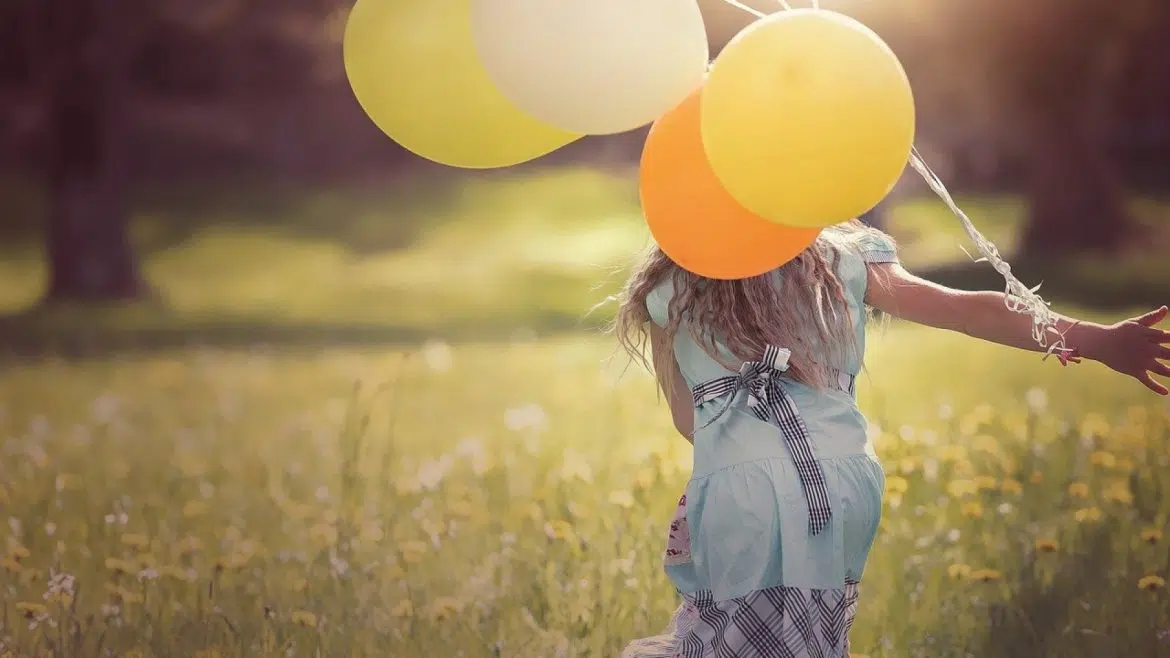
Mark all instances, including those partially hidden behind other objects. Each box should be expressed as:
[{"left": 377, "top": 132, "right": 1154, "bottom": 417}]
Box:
[{"left": 1090, "top": 306, "right": 1170, "bottom": 395}]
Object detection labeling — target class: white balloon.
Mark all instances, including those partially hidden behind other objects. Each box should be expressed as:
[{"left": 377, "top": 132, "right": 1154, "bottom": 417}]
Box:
[{"left": 471, "top": 0, "right": 710, "bottom": 135}]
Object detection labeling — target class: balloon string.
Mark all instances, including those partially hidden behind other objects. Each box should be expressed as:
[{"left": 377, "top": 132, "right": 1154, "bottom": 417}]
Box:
[
  {"left": 907, "top": 147, "right": 1068, "bottom": 360},
  {"left": 720, "top": 0, "right": 766, "bottom": 17}
]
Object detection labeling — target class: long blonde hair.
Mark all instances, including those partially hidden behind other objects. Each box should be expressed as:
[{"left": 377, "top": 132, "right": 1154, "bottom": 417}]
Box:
[{"left": 614, "top": 220, "right": 893, "bottom": 391}]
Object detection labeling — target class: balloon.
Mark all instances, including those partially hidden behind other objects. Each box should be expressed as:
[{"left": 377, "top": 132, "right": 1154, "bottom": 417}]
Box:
[
  {"left": 701, "top": 9, "right": 915, "bottom": 228},
  {"left": 641, "top": 88, "right": 822, "bottom": 280},
  {"left": 342, "top": 0, "right": 580, "bottom": 169},
  {"left": 470, "top": 0, "right": 710, "bottom": 135}
]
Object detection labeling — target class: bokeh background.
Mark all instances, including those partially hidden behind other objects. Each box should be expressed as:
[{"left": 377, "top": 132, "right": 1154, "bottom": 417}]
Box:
[{"left": 1, "top": 0, "right": 1169, "bottom": 656}]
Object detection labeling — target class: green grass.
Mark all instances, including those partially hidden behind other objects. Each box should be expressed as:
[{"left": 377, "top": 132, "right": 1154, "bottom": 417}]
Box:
[
  {"left": 4, "top": 169, "right": 1169, "bottom": 350},
  {"left": 1, "top": 325, "right": 1168, "bottom": 657}
]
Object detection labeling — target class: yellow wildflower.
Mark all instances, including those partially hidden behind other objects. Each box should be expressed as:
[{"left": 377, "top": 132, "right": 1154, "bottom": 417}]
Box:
[
  {"left": 159, "top": 566, "right": 196, "bottom": 583},
  {"left": 1114, "top": 458, "right": 1135, "bottom": 473},
  {"left": 885, "top": 476, "right": 910, "bottom": 495},
  {"left": 448, "top": 499, "right": 474, "bottom": 519},
  {"left": 400, "top": 540, "right": 429, "bottom": 565},
  {"left": 1079, "top": 413, "right": 1110, "bottom": 439},
  {"left": 947, "top": 563, "right": 972, "bottom": 580},
  {"left": 633, "top": 467, "right": 657, "bottom": 490},
  {"left": 897, "top": 457, "right": 918, "bottom": 475},
  {"left": 1088, "top": 451, "right": 1116, "bottom": 468},
  {"left": 173, "top": 535, "right": 203, "bottom": 557},
  {"left": 182, "top": 500, "right": 209, "bottom": 519},
  {"left": 308, "top": 523, "right": 339, "bottom": 546},
  {"left": 391, "top": 599, "right": 414, "bottom": 618},
  {"left": 1138, "top": 575, "right": 1165, "bottom": 591},
  {"left": 1140, "top": 528, "right": 1163, "bottom": 544},
  {"left": 970, "top": 569, "right": 1003, "bottom": 582},
  {"left": 1, "top": 557, "right": 23, "bottom": 573},
  {"left": 961, "top": 502, "right": 984, "bottom": 519},
  {"left": 1067, "top": 482, "right": 1090, "bottom": 499},
  {"left": 426, "top": 597, "right": 461, "bottom": 622},
  {"left": 1001, "top": 478, "right": 1023, "bottom": 495},
  {"left": 121, "top": 533, "right": 150, "bottom": 551},
  {"left": 974, "top": 475, "right": 998, "bottom": 491},
  {"left": 104, "top": 583, "right": 143, "bottom": 604},
  {"left": 946, "top": 479, "right": 978, "bottom": 498},
  {"left": 544, "top": 520, "right": 576, "bottom": 542},
  {"left": 16, "top": 602, "right": 48, "bottom": 618},
  {"left": 291, "top": 610, "right": 317, "bottom": 627},
  {"left": 194, "top": 649, "right": 223, "bottom": 658},
  {"left": 1074, "top": 507, "right": 1103, "bottom": 523},
  {"left": 1034, "top": 538, "right": 1059, "bottom": 553},
  {"left": 105, "top": 557, "right": 137, "bottom": 576},
  {"left": 971, "top": 435, "right": 1001, "bottom": 456},
  {"left": 290, "top": 576, "right": 309, "bottom": 593},
  {"left": 1029, "top": 471, "right": 1044, "bottom": 484},
  {"left": 8, "top": 545, "right": 30, "bottom": 561},
  {"left": 1103, "top": 484, "right": 1134, "bottom": 506},
  {"left": 608, "top": 490, "right": 635, "bottom": 509}
]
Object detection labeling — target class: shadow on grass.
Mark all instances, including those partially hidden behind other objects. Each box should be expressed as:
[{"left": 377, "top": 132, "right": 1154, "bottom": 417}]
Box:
[{"left": 0, "top": 308, "right": 611, "bottom": 363}]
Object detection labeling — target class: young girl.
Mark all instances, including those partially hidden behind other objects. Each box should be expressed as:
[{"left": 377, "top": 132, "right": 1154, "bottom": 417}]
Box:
[{"left": 615, "top": 220, "right": 1169, "bottom": 658}]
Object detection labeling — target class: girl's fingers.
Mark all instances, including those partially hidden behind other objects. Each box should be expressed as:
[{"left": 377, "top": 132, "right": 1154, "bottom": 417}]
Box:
[
  {"left": 1137, "top": 372, "right": 1170, "bottom": 396},
  {"left": 1135, "top": 305, "right": 1170, "bottom": 327},
  {"left": 1150, "top": 360, "right": 1170, "bottom": 377}
]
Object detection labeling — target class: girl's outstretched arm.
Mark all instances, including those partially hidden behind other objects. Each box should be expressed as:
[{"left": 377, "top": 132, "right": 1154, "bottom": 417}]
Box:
[
  {"left": 649, "top": 324, "right": 695, "bottom": 442},
  {"left": 864, "top": 262, "right": 1170, "bottom": 396}
]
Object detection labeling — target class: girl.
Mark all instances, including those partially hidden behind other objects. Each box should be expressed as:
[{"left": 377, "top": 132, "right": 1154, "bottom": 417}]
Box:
[{"left": 615, "top": 220, "right": 1170, "bottom": 658}]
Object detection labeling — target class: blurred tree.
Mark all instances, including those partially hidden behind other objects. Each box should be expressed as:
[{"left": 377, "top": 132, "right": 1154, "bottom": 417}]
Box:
[
  {"left": 957, "top": 0, "right": 1165, "bottom": 257},
  {"left": 1, "top": 0, "right": 344, "bottom": 304}
]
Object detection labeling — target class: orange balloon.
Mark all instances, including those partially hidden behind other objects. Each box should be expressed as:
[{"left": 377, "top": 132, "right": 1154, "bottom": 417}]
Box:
[{"left": 640, "top": 89, "right": 822, "bottom": 280}]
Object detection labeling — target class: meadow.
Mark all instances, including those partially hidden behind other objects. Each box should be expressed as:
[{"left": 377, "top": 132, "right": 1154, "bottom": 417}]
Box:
[{"left": 1, "top": 168, "right": 1169, "bottom": 657}]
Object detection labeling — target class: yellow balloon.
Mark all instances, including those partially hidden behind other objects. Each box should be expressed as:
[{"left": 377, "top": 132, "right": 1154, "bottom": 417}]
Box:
[
  {"left": 701, "top": 9, "right": 915, "bottom": 228},
  {"left": 342, "top": 0, "right": 580, "bottom": 169}
]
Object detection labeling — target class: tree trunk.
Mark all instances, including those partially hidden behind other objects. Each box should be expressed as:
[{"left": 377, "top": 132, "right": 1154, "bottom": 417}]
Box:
[
  {"left": 1016, "top": 107, "right": 1130, "bottom": 258},
  {"left": 41, "top": 0, "right": 145, "bottom": 303}
]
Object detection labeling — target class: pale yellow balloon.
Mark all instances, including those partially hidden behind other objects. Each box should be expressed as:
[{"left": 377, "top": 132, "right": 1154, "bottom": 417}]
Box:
[
  {"left": 701, "top": 9, "right": 916, "bottom": 228},
  {"left": 470, "top": 0, "right": 710, "bottom": 135},
  {"left": 342, "top": 0, "right": 580, "bottom": 169}
]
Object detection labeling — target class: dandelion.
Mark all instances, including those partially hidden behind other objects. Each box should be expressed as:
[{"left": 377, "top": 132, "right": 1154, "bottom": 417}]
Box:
[
  {"left": 1025, "top": 387, "right": 1048, "bottom": 412},
  {"left": 947, "top": 564, "right": 972, "bottom": 580},
  {"left": 292, "top": 610, "right": 318, "bottom": 628},
  {"left": 1074, "top": 507, "right": 1103, "bottom": 523},
  {"left": 1035, "top": 539, "right": 1059, "bottom": 553},
  {"left": 885, "top": 476, "right": 910, "bottom": 495},
  {"left": 970, "top": 569, "right": 1003, "bottom": 582},
  {"left": 946, "top": 479, "right": 978, "bottom": 498},
  {"left": 974, "top": 475, "right": 998, "bottom": 491},
  {"left": 1088, "top": 451, "right": 1117, "bottom": 468},
  {"left": 1030, "top": 470, "right": 1044, "bottom": 484},
  {"left": 608, "top": 490, "right": 635, "bottom": 509},
  {"left": 1103, "top": 481, "right": 1134, "bottom": 505},
  {"left": 1138, "top": 575, "right": 1166, "bottom": 591},
  {"left": 8, "top": 545, "right": 30, "bottom": 561},
  {"left": 1141, "top": 528, "right": 1163, "bottom": 544},
  {"left": 1, "top": 557, "right": 22, "bottom": 573},
  {"left": 1001, "top": 478, "right": 1023, "bottom": 495},
  {"left": 16, "top": 601, "right": 48, "bottom": 618},
  {"left": 1067, "top": 482, "right": 1090, "bottom": 499},
  {"left": 961, "top": 502, "right": 984, "bottom": 519},
  {"left": 391, "top": 599, "right": 415, "bottom": 618}
]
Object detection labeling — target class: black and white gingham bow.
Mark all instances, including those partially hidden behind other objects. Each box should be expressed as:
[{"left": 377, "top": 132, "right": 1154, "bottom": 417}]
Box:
[{"left": 691, "top": 345, "right": 833, "bottom": 536}]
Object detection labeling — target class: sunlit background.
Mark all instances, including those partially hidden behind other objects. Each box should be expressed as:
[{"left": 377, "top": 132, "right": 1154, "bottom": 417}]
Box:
[{"left": 0, "top": 0, "right": 1169, "bottom": 656}]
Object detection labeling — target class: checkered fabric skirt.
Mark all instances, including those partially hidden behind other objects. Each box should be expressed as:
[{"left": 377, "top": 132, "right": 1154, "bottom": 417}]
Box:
[{"left": 621, "top": 579, "right": 861, "bottom": 658}]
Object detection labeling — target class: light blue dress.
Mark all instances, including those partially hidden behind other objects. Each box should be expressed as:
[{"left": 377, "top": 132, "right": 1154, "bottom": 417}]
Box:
[{"left": 639, "top": 232, "right": 897, "bottom": 657}]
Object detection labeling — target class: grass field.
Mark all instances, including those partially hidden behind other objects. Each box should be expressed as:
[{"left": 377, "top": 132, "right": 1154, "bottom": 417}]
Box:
[
  {"left": 1, "top": 329, "right": 1169, "bottom": 658},
  {"left": 2, "top": 168, "right": 1170, "bottom": 657}
]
